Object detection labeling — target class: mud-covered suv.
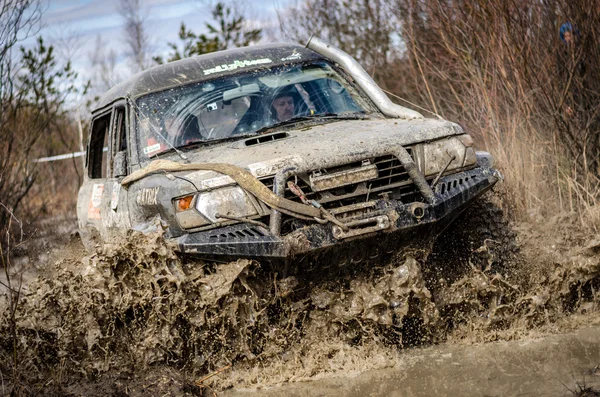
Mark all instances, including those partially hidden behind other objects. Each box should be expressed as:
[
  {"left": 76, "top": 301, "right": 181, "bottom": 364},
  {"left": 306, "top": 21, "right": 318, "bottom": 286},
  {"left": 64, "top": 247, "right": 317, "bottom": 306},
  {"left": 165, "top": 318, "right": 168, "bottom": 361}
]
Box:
[{"left": 77, "top": 37, "right": 501, "bottom": 261}]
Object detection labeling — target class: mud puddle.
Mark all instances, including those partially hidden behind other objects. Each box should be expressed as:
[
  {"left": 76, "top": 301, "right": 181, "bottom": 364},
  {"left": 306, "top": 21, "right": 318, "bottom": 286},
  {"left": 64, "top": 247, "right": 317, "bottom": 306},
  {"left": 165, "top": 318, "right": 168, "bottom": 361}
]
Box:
[
  {"left": 225, "top": 321, "right": 600, "bottom": 397},
  {"left": 1, "top": 210, "right": 600, "bottom": 395},
  {"left": 0, "top": 216, "right": 78, "bottom": 299}
]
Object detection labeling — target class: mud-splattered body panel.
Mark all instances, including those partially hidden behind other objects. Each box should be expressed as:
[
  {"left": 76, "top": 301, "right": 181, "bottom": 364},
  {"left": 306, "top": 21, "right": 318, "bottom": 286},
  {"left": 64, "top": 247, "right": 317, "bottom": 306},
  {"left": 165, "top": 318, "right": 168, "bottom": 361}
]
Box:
[{"left": 77, "top": 40, "right": 499, "bottom": 259}]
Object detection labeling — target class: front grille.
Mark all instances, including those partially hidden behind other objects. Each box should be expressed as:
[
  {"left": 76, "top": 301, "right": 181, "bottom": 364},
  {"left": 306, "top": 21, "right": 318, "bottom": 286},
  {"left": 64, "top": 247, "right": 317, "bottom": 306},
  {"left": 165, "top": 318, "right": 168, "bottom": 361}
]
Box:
[
  {"left": 370, "top": 155, "right": 410, "bottom": 188},
  {"left": 282, "top": 153, "right": 420, "bottom": 207},
  {"left": 260, "top": 151, "right": 422, "bottom": 234}
]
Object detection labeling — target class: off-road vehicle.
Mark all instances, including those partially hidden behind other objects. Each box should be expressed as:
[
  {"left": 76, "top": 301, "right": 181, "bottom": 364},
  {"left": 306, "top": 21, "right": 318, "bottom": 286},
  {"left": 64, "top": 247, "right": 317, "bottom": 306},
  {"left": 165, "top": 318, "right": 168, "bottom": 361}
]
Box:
[{"left": 77, "top": 37, "right": 502, "bottom": 262}]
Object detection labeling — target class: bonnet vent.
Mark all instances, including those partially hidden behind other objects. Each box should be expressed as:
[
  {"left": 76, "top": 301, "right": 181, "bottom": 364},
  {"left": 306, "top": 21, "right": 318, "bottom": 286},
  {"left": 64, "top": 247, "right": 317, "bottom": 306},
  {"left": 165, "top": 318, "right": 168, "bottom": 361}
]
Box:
[{"left": 245, "top": 132, "right": 289, "bottom": 146}]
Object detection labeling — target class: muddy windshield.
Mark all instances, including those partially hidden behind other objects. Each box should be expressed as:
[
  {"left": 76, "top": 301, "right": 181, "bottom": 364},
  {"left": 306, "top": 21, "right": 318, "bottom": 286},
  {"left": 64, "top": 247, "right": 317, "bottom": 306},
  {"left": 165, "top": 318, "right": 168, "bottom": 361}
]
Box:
[{"left": 135, "top": 61, "right": 370, "bottom": 158}]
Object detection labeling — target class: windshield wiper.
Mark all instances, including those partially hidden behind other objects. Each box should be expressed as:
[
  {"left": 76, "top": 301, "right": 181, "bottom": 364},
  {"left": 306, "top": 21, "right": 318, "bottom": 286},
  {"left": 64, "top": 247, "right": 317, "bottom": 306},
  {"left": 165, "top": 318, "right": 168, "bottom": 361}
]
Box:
[
  {"left": 254, "top": 112, "right": 369, "bottom": 134},
  {"left": 151, "top": 138, "right": 228, "bottom": 157},
  {"left": 149, "top": 113, "right": 370, "bottom": 158}
]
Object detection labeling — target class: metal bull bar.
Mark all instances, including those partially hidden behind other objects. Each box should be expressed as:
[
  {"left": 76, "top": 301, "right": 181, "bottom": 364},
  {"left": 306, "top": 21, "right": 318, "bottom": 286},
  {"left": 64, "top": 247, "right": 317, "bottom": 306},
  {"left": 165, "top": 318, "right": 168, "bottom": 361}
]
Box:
[
  {"left": 395, "top": 146, "right": 437, "bottom": 204},
  {"left": 120, "top": 156, "right": 435, "bottom": 237},
  {"left": 270, "top": 167, "right": 298, "bottom": 236},
  {"left": 268, "top": 147, "right": 436, "bottom": 236}
]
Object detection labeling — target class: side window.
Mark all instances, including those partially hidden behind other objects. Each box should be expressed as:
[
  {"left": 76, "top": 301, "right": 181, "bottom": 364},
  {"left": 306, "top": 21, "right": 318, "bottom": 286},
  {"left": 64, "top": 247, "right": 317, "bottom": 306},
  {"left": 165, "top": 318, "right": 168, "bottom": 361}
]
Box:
[
  {"left": 88, "top": 113, "right": 111, "bottom": 179},
  {"left": 111, "top": 106, "right": 128, "bottom": 178},
  {"left": 114, "top": 107, "right": 127, "bottom": 153}
]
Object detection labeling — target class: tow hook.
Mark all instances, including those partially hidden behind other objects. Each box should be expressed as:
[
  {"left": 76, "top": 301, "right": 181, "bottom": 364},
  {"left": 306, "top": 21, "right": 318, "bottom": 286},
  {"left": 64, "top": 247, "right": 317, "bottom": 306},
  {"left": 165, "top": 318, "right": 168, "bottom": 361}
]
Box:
[
  {"left": 410, "top": 202, "right": 426, "bottom": 220},
  {"left": 332, "top": 215, "right": 390, "bottom": 239}
]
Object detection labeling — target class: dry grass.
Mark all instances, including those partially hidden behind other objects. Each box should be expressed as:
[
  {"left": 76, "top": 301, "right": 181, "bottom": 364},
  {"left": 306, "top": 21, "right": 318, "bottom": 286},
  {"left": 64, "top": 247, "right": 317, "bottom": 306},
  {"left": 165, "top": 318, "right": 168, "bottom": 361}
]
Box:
[{"left": 387, "top": 0, "right": 600, "bottom": 224}]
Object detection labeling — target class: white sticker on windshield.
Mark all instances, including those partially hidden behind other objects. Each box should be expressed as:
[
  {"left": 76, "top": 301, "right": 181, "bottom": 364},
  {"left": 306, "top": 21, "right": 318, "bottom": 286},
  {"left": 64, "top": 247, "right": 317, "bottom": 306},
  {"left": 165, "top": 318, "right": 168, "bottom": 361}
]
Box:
[
  {"left": 143, "top": 143, "right": 161, "bottom": 155},
  {"left": 203, "top": 58, "right": 273, "bottom": 76},
  {"left": 206, "top": 103, "right": 218, "bottom": 112}
]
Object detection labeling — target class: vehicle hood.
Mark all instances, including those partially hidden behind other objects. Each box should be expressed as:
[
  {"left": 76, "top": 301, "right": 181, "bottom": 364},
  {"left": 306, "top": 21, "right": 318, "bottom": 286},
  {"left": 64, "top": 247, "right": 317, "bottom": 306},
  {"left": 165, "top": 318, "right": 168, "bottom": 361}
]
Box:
[{"left": 155, "top": 117, "right": 463, "bottom": 188}]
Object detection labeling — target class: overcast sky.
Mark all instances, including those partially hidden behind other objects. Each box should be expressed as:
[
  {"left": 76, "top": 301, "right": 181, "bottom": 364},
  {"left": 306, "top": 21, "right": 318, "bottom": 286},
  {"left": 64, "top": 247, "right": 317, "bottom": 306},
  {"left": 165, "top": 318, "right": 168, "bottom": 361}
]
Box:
[{"left": 30, "top": 0, "right": 293, "bottom": 95}]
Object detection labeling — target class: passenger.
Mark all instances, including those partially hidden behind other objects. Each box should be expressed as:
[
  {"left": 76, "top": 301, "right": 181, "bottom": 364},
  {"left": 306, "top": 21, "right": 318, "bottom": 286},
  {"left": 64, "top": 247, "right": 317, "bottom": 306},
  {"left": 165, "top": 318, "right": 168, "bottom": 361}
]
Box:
[{"left": 162, "top": 113, "right": 202, "bottom": 146}]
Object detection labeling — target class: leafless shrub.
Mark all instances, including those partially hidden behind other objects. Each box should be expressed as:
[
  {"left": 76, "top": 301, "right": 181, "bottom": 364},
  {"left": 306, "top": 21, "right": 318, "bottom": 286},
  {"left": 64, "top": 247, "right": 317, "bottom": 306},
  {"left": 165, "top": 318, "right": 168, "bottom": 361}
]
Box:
[
  {"left": 279, "top": 0, "right": 600, "bottom": 220},
  {"left": 119, "top": 0, "right": 153, "bottom": 72},
  {"left": 392, "top": 0, "right": 600, "bottom": 219},
  {"left": 0, "top": 204, "right": 28, "bottom": 395},
  {"left": 0, "top": 2, "right": 84, "bottom": 251}
]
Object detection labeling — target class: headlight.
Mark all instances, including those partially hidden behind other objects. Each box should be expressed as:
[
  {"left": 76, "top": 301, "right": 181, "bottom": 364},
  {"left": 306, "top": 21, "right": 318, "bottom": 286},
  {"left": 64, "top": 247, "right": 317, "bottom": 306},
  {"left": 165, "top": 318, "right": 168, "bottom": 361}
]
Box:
[
  {"left": 196, "top": 186, "right": 258, "bottom": 222},
  {"left": 174, "top": 194, "right": 210, "bottom": 229},
  {"left": 421, "top": 135, "right": 477, "bottom": 177},
  {"left": 174, "top": 186, "right": 259, "bottom": 229}
]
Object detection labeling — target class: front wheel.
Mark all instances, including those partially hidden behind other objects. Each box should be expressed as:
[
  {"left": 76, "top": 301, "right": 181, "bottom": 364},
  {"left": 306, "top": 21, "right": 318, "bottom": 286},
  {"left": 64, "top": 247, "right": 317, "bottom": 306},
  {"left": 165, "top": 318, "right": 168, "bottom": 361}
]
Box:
[{"left": 429, "top": 193, "right": 519, "bottom": 279}]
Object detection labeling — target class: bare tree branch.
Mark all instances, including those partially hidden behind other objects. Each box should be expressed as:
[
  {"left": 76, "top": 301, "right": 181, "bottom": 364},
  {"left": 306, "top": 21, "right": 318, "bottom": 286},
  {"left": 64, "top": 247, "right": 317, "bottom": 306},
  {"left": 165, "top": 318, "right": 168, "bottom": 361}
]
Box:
[{"left": 119, "top": 0, "right": 152, "bottom": 72}]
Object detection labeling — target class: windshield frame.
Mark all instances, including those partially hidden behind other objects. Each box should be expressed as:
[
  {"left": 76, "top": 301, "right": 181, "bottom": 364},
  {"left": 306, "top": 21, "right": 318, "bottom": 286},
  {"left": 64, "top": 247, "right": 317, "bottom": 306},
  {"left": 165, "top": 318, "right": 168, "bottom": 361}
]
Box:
[{"left": 133, "top": 60, "right": 380, "bottom": 161}]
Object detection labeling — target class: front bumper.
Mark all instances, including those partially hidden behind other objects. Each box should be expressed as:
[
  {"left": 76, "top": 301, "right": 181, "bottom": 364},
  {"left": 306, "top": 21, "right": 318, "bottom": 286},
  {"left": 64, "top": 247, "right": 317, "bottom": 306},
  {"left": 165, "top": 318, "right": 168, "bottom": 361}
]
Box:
[{"left": 176, "top": 166, "right": 500, "bottom": 259}]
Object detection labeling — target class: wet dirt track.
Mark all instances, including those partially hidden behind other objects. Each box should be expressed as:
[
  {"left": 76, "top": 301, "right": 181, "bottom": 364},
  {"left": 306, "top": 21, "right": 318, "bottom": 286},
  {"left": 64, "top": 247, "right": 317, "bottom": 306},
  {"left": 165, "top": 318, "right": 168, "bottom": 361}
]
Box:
[
  {"left": 2, "top": 206, "right": 600, "bottom": 396},
  {"left": 225, "top": 322, "right": 600, "bottom": 397}
]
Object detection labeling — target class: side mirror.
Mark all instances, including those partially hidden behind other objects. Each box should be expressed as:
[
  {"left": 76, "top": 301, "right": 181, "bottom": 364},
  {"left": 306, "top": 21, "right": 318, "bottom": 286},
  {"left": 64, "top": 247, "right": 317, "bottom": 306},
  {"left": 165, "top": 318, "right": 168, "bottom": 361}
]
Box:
[{"left": 113, "top": 151, "right": 128, "bottom": 178}]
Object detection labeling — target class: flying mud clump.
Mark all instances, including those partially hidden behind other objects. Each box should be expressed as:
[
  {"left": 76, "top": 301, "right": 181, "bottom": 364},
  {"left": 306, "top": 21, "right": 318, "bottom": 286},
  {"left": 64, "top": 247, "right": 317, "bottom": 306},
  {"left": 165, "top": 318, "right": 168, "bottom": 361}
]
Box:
[{"left": 1, "top": 213, "right": 600, "bottom": 391}]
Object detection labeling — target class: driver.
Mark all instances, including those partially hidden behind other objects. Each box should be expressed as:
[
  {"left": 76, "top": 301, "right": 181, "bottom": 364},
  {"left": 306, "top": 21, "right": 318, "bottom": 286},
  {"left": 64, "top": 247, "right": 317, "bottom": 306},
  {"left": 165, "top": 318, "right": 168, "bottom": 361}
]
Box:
[
  {"left": 272, "top": 95, "right": 295, "bottom": 122},
  {"left": 270, "top": 85, "right": 302, "bottom": 122}
]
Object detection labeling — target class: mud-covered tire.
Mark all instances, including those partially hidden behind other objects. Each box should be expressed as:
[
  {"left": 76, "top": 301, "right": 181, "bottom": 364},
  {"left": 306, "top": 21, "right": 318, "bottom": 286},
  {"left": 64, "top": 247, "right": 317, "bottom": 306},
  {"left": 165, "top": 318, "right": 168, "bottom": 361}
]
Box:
[{"left": 429, "top": 193, "right": 519, "bottom": 278}]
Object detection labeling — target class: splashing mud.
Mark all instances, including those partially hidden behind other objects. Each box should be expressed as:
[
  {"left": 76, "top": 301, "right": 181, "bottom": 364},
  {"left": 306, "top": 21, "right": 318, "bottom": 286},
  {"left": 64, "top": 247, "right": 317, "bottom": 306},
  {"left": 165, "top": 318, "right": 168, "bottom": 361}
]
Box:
[{"left": 1, "top": 209, "right": 600, "bottom": 394}]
